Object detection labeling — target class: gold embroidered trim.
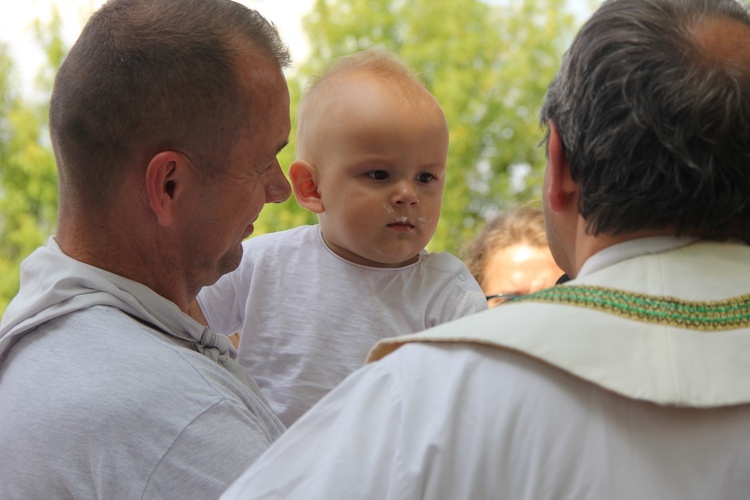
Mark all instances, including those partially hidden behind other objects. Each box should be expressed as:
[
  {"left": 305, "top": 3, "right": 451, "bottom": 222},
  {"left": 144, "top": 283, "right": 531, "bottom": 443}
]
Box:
[{"left": 514, "top": 286, "right": 750, "bottom": 331}]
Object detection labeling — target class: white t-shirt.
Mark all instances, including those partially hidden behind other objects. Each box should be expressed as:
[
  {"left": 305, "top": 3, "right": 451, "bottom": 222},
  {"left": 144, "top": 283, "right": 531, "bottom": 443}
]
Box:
[{"left": 198, "top": 225, "right": 487, "bottom": 425}]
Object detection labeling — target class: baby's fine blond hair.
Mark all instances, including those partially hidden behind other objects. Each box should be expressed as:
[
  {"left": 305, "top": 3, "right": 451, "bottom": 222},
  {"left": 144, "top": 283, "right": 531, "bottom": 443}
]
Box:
[{"left": 295, "top": 48, "right": 433, "bottom": 160}]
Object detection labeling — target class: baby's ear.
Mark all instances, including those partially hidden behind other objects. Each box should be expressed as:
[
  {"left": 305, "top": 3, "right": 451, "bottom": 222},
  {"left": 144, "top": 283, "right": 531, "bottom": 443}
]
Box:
[{"left": 289, "top": 160, "right": 324, "bottom": 214}]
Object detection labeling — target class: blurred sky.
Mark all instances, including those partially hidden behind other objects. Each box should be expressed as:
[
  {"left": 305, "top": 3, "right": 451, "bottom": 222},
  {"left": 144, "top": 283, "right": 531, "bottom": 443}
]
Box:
[{"left": 0, "top": 0, "right": 594, "bottom": 97}]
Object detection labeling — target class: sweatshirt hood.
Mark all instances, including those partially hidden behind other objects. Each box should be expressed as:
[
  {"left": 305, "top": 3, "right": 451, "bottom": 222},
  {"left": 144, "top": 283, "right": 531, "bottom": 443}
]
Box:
[{"left": 0, "top": 237, "right": 260, "bottom": 392}]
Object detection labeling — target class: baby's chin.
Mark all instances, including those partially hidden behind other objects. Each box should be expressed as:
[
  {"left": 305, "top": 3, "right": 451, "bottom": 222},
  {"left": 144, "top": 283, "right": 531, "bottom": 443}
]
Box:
[
  {"left": 327, "top": 234, "right": 427, "bottom": 268},
  {"left": 366, "top": 250, "right": 422, "bottom": 269},
  {"left": 371, "top": 236, "right": 437, "bottom": 268}
]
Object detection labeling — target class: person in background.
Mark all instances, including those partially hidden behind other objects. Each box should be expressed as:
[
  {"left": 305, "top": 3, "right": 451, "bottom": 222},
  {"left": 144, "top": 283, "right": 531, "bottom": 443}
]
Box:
[
  {"left": 0, "top": 0, "right": 293, "bottom": 497},
  {"left": 221, "top": 0, "right": 750, "bottom": 497},
  {"left": 463, "top": 207, "right": 563, "bottom": 306},
  {"left": 192, "top": 48, "right": 487, "bottom": 427}
]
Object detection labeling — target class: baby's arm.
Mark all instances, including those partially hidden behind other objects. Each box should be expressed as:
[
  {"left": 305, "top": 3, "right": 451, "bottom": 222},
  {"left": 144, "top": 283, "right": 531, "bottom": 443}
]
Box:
[{"left": 195, "top": 270, "right": 244, "bottom": 336}]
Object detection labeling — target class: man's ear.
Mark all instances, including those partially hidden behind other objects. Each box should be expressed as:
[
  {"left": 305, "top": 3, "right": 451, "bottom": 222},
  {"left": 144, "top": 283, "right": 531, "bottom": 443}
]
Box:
[
  {"left": 545, "top": 122, "right": 578, "bottom": 213},
  {"left": 289, "top": 160, "right": 324, "bottom": 214},
  {"left": 144, "top": 151, "right": 185, "bottom": 227}
]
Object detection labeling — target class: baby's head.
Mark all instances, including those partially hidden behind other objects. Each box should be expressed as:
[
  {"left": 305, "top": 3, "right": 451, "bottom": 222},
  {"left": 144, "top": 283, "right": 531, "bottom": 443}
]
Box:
[{"left": 290, "top": 48, "right": 449, "bottom": 268}]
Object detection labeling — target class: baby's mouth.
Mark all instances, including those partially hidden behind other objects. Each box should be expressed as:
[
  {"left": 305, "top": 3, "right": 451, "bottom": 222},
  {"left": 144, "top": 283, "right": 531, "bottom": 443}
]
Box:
[{"left": 387, "top": 219, "right": 415, "bottom": 230}]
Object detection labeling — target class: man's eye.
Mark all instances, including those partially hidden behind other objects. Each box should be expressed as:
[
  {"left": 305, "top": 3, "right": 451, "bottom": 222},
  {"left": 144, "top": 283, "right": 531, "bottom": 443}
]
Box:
[
  {"left": 416, "top": 173, "right": 437, "bottom": 183},
  {"left": 366, "top": 170, "right": 389, "bottom": 180},
  {"left": 255, "top": 160, "right": 275, "bottom": 177}
]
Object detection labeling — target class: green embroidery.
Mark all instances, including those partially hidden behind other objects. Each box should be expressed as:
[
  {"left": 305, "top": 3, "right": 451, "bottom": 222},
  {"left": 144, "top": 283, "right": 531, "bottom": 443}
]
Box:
[{"left": 513, "top": 286, "right": 750, "bottom": 331}]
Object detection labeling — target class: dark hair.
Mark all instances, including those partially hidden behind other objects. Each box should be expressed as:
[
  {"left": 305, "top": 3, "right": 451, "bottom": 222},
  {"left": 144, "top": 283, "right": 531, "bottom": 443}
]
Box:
[
  {"left": 462, "top": 207, "right": 549, "bottom": 289},
  {"left": 540, "top": 0, "right": 750, "bottom": 242},
  {"left": 49, "top": 0, "right": 290, "bottom": 209}
]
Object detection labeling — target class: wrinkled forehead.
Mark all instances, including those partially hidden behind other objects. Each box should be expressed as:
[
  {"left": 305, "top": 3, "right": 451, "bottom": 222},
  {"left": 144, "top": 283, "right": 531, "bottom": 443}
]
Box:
[
  {"left": 229, "top": 53, "right": 290, "bottom": 141},
  {"left": 236, "top": 51, "right": 289, "bottom": 103}
]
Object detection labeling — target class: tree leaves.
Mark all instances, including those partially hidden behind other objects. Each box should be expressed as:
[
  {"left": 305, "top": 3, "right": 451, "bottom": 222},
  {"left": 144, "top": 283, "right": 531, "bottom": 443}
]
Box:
[{"left": 0, "top": 11, "right": 63, "bottom": 313}]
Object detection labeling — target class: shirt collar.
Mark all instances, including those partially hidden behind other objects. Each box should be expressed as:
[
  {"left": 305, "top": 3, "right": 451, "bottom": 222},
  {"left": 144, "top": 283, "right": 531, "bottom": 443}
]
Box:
[{"left": 577, "top": 236, "right": 699, "bottom": 278}]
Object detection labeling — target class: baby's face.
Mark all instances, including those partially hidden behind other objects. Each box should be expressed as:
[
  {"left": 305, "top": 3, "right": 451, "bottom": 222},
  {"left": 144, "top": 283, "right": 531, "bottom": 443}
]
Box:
[{"left": 314, "top": 74, "right": 448, "bottom": 268}]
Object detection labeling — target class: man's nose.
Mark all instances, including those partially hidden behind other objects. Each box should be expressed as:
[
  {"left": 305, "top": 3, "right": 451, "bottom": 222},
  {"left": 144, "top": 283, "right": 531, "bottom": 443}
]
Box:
[{"left": 265, "top": 159, "right": 291, "bottom": 203}]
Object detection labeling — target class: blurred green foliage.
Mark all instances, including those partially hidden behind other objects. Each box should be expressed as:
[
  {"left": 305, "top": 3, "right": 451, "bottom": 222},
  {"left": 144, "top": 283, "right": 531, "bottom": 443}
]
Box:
[
  {"left": 0, "top": 1, "right": 584, "bottom": 315},
  {"left": 0, "top": 10, "right": 65, "bottom": 314}
]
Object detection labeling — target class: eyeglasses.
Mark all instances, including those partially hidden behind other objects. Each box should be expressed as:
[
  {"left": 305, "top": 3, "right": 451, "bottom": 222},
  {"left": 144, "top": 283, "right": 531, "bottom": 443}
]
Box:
[{"left": 485, "top": 293, "right": 523, "bottom": 308}]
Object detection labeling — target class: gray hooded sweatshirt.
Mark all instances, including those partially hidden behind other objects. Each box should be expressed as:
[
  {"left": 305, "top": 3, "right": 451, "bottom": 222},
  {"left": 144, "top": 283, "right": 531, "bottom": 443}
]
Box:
[{"left": 0, "top": 238, "right": 284, "bottom": 499}]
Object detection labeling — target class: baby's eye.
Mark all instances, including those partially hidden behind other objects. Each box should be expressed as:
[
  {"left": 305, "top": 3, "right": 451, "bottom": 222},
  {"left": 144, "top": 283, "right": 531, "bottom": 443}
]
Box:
[
  {"left": 366, "top": 170, "right": 389, "bottom": 180},
  {"left": 416, "top": 172, "right": 437, "bottom": 183}
]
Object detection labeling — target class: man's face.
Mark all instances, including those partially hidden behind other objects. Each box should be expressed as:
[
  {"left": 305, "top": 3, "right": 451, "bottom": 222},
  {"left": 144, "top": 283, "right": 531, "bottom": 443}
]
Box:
[
  {"left": 182, "top": 57, "right": 291, "bottom": 289},
  {"left": 482, "top": 243, "right": 562, "bottom": 307},
  {"left": 313, "top": 73, "right": 448, "bottom": 268}
]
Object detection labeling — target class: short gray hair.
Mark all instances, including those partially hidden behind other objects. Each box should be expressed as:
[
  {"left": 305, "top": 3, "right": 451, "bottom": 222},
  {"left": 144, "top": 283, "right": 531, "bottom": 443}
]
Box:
[
  {"left": 540, "top": 0, "right": 750, "bottom": 242},
  {"left": 50, "top": 0, "right": 291, "bottom": 210}
]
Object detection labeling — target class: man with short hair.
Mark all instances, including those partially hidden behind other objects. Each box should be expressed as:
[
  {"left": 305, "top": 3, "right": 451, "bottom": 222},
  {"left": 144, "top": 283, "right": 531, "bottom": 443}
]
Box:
[
  {"left": 0, "top": 0, "right": 292, "bottom": 497},
  {"left": 222, "top": 0, "right": 750, "bottom": 498}
]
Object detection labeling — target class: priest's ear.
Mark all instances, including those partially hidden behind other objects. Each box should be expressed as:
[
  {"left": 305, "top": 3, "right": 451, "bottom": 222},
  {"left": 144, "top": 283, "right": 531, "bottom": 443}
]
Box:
[
  {"left": 289, "top": 160, "right": 324, "bottom": 214},
  {"left": 544, "top": 121, "right": 578, "bottom": 213}
]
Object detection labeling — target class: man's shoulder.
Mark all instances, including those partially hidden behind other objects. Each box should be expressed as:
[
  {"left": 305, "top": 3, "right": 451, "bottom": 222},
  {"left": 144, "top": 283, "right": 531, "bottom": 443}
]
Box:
[
  {"left": 15, "top": 306, "right": 246, "bottom": 402},
  {"left": 1, "top": 304, "right": 279, "bottom": 440},
  {"left": 0, "top": 305, "right": 277, "bottom": 499}
]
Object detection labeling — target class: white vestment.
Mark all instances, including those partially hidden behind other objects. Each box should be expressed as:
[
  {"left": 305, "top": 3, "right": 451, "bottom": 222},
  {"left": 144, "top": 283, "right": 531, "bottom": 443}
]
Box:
[{"left": 222, "top": 238, "right": 750, "bottom": 499}]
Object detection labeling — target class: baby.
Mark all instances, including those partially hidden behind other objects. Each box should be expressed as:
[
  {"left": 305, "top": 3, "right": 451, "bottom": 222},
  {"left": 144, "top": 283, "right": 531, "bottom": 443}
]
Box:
[{"left": 194, "top": 48, "right": 487, "bottom": 426}]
